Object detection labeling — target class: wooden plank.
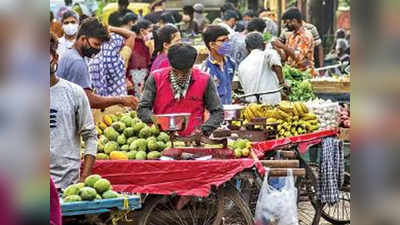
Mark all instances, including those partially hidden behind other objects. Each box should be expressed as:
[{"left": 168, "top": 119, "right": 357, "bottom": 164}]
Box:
[
  {"left": 311, "top": 80, "right": 350, "bottom": 93},
  {"left": 260, "top": 160, "right": 299, "bottom": 168},
  {"left": 268, "top": 168, "right": 305, "bottom": 177},
  {"left": 62, "top": 196, "right": 141, "bottom": 215},
  {"left": 62, "top": 208, "right": 110, "bottom": 216},
  {"left": 277, "top": 150, "right": 296, "bottom": 159}
]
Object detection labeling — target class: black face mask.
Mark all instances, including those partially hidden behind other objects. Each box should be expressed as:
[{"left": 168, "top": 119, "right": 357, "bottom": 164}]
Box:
[{"left": 82, "top": 38, "right": 101, "bottom": 58}]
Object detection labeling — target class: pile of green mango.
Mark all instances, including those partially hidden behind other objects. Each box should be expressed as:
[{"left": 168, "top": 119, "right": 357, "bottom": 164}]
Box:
[
  {"left": 62, "top": 174, "right": 120, "bottom": 203},
  {"left": 96, "top": 111, "right": 170, "bottom": 160}
]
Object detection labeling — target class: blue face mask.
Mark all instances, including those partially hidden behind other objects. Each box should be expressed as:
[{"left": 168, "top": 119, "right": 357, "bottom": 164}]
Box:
[{"left": 217, "top": 41, "right": 232, "bottom": 56}]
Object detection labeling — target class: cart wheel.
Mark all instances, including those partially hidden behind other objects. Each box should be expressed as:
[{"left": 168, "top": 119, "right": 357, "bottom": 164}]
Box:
[
  {"left": 138, "top": 183, "right": 253, "bottom": 225},
  {"left": 220, "top": 182, "right": 254, "bottom": 225},
  {"left": 296, "top": 162, "right": 322, "bottom": 225},
  {"left": 236, "top": 171, "right": 263, "bottom": 215},
  {"left": 321, "top": 172, "right": 351, "bottom": 224},
  {"left": 138, "top": 189, "right": 223, "bottom": 225}
]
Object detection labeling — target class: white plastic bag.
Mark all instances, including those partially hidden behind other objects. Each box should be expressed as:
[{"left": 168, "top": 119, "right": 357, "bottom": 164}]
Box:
[{"left": 255, "top": 169, "right": 298, "bottom": 225}]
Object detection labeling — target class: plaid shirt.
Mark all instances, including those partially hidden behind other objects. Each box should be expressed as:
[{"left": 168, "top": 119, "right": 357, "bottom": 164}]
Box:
[
  {"left": 89, "top": 33, "right": 127, "bottom": 96},
  {"left": 318, "top": 137, "right": 345, "bottom": 204}
]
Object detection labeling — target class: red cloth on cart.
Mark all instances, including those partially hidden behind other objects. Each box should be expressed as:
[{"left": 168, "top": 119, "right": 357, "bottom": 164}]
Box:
[
  {"left": 297, "top": 138, "right": 322, "bottom": 154},
  {"left": 251, "top": 129, "right": 338, "bottom": 156},
  {"left": 91, "top": 159, "right": 255, "bottom": 197}
]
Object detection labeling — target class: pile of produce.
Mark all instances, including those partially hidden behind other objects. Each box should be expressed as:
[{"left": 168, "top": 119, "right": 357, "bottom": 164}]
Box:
[
  {"left": 242, "top": 101, "right": 320, "bottom": 138},
  {"left": 62, "top": 174, "right": 119, "bottom": 202},
  {"left": 283, "top": 65, "right": 316, "bottom": 101},
  {"left": 339, "top": 104, "right": 350, "bottom": 128},
  {"left": 96, "top": 111, "right": 169, "bottom": 160},
  {"left": 228, "top": 139, "right": 251, "bottom": 158},
  {"left": 306, "top": 98, "right": 340, "bottom": 130}
]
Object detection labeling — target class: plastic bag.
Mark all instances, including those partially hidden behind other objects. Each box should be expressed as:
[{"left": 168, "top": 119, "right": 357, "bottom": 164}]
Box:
[{"left": 255, "top": 169, "right": 298, "bottom": 225}]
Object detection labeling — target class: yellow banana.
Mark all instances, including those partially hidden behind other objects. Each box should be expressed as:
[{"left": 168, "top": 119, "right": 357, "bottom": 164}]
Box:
[
  {"left": 300, "top": 102, "right": 309, "bottom": 113},
  {"left": 301, "top": 113, "right": 317, "bottom": 121},
  {"left": 293, "top": 104, "right": 300, "bottom": 116}
]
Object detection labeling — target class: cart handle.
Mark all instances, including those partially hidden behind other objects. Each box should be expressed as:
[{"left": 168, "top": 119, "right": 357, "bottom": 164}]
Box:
[{"left": 238, "top": 87, "right": 283, "bottom": 99}]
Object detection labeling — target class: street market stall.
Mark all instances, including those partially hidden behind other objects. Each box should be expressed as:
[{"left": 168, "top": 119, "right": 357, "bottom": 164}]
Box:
[{"left": 69, "top": 107, "right": 309, "bottom": 225}]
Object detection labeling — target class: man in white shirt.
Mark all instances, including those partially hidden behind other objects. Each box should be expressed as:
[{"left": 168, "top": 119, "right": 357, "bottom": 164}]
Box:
[
  {"left": 238, "top": 32, "right": 289, "bottom": 105},
  {"left": 57, "top": 10, "right": 79, "bottom": 58}
]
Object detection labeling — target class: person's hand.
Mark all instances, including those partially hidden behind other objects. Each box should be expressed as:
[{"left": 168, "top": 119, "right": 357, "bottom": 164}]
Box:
[
  {"left": 126, "top": 78, "right": 134, "bottom": 90},
  {"left": 280, "top": 82, "right": 291, "bottom": 95},
  {"left": 272, "top": 39, "right": 285, "bottom": 49},
  {"left": 121, "top": 95, "right": 138, "bottom": 109}
]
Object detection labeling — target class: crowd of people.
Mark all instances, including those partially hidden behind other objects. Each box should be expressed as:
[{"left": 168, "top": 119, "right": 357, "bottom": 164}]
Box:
[
  {"left": 49, "top": 0, "right": 350, "bottom": 199},
  {"left": 49, "top": 2, "right": 350, "bottom": 224}
]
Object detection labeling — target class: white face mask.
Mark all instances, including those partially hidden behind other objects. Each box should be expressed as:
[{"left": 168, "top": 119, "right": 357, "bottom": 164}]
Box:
[{"left": 63, "top": 23, "right": 79, "bottom": 36}]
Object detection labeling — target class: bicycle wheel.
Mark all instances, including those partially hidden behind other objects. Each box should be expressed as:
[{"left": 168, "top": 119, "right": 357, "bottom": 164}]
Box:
[
  {"left": 138, "top": 183, "right": 253, "bottom": 225},
  {"left": 220, "top": 182, "right": 254, "bottom": 225},
  {"left": 138, "top": 191, "right": 222, "bottom": 225},
  {"left": 321, "top": 172, "right": 351, "bottom": 224},
  {"left": 235, "top": 171, "right": 262, "bottom": 216},
  {"left": 296, "top": 162, "right": 321, "bottom": 225}
]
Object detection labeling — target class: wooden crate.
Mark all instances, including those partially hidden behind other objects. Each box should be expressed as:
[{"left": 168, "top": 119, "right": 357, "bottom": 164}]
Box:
[{"left": 311, "top": 80, "right": 350, "bottom": 93}]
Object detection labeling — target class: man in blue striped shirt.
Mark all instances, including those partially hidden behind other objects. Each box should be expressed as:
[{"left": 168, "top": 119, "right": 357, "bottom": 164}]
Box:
[{"left": 200, "top": 25, "right": 236, "bottom": 104}]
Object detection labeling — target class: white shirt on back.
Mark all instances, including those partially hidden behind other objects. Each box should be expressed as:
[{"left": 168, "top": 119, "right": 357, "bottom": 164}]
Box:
[{"left": 238, "top": 47, "right": 282, "bottom": 105}]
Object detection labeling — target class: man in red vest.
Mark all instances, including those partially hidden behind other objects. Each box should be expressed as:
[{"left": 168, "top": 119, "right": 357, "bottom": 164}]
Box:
[{"left": 138, "top": 43, "right": 224, "bottom": 136}]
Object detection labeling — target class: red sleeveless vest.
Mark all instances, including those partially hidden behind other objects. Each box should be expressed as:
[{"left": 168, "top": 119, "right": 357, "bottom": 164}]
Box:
[{"left": 153, "top": 67, "right": 210, "bottom": 136}]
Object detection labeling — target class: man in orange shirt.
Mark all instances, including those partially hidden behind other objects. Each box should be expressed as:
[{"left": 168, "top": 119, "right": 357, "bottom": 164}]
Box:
[{"left": 272, "top": 8, "right": 316, "bottom": 76}]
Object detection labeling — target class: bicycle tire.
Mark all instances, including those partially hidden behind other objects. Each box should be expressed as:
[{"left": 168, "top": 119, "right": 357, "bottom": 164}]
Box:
[{"left": 320, "top": 172, "right": 351, "bottom": 224}]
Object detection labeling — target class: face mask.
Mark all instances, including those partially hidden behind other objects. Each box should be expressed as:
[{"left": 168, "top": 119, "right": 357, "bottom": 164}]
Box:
[
  {"left": 144, "top": 32, "right": 152, "bottom": 41},
  {"left": 217, "top": 41, "right": 232, "bottom": 56},
  {"left": 82, "top": 39, "right": 101, "bottom": 58},
  {"left": 63, "top": 23, "right": 79, "bottom": 36}
]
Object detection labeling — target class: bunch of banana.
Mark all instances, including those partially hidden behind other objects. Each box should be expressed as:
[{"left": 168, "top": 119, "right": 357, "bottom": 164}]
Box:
[
  {"left": 251, "top": 101, "right": 319, "bottom": 137},
  {"left": 241, "top": 103, "right": 273, "bottom": 121},
  {"left": 275, "top": 117, "right": 319, "bottom": 138},
  {"left": 241, "top": 101, "right": 319, "bottom": 137}
]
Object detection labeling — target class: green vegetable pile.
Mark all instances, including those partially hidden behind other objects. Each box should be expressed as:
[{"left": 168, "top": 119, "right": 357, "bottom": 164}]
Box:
[{"left": 283, "top": 65, "right": 316, "bottom": 101}]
